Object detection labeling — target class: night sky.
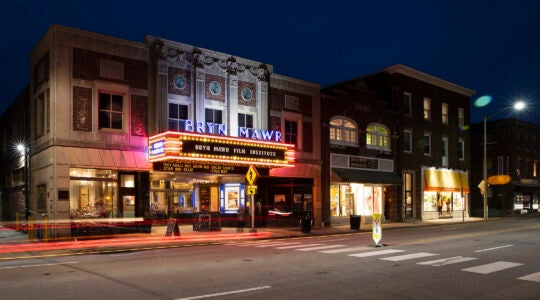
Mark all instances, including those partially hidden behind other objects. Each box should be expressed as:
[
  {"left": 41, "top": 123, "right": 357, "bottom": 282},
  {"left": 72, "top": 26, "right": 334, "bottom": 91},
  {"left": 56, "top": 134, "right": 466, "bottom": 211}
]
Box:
[{"left": 1, "top": 0, "right": 539, "bottom": 125}]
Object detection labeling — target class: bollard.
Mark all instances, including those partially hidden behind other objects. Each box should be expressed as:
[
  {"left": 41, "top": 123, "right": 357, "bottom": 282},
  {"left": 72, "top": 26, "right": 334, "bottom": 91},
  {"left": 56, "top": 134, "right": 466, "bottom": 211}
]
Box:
[{"left": 44, "top": 215, "right": 49, "bottom": 242}]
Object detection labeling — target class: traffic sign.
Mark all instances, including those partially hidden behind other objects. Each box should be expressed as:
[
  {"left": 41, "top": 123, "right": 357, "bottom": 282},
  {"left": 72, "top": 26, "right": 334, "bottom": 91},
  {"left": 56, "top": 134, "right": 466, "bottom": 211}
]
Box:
[
  {"left": 245, "top": 165, "right": 259, "bottom": 185},
  {"left": 372, "top": 213, "right": 382, "bottom": 245},
  {"left": 247, "top": 186, "right": 257, "bottom": 195}
]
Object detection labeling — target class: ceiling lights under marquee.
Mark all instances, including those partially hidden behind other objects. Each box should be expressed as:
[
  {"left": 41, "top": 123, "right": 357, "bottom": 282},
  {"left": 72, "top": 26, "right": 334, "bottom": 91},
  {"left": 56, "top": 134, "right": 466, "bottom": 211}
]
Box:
[{"left": 148, "top": 131, "right": 295, "bottom": 168}]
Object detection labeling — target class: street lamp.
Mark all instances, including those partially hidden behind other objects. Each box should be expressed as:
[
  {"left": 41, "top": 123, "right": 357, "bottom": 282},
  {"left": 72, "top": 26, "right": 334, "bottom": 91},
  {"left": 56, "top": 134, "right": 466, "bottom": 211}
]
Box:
[{"left": 483, "top": 101, "right": 526, "bottom": 221}]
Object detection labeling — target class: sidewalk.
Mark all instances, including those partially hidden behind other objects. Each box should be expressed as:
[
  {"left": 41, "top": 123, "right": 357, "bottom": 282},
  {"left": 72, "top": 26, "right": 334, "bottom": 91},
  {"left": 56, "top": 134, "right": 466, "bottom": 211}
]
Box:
[{"left": 0, "top": 217, "right": 484, "bottom": 260}]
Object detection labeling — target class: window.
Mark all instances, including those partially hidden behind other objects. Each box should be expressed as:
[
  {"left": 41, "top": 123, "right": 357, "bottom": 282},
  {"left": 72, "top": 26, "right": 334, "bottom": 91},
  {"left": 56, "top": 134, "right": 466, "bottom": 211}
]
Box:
[
  {"left": 168, "top": 103, "right": 188, "bottom": 131},
  {"left": 205, "top": 108, "right": 223, "bottom": 124},
  {"left": 98, "top": 92, "right": 123, "bottom": 130},
  {"left": 403, "top": 92, "right": 412, "bottom": 115},
  {"left": 442, "top": 103, "right": 448, "bottom": 124},
  {"left": 458, "top": 139, "right": 465, "bottom": 160},
  {"left": 404, "top": 172, "right": 413, "bottom": 218},
  {"left": 285, "top": 120, "right": 298, "bottom": 146},
  {"left": 458, "top": 108, "right": 464, "bottom": 128},
  {"left": 403, "top": 129, "right": 412, "bottom": 152},
  {"left": 366, "top": 123, "right": 390, "bottom": 151},
  {"left": 534, "top": 160, "right": 538, "bottom": 177},
  {"left": 423, "top": 133, "right": 431, "bottom": 155},
  {"left": 238, "top": 113, "right": 253, "bottom": 129},
  {"left": 423, "top": 98, "right": 431, "bottom": 120},
  {"left": 329, "top": 117, "right": 357, "bottom": 144},
  {"left": 36, "top": 92, "right": 46, "bottom": 136}
]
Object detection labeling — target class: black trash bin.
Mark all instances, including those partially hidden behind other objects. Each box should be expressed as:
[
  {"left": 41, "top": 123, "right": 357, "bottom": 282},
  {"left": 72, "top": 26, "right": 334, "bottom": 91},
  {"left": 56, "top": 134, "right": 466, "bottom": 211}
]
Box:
[
  {"left": 301, "top": 212, "right": 313, "bottom": 234},
  {"left": 350, "top": 215, "right": 361, "bottom": 231}
]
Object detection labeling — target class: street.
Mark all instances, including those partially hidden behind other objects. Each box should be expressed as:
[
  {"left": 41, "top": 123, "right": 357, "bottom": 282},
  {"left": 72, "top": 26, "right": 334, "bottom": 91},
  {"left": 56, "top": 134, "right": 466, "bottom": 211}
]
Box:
[{"left": 1, "top": 218, "right": 539, "bottom": 299}]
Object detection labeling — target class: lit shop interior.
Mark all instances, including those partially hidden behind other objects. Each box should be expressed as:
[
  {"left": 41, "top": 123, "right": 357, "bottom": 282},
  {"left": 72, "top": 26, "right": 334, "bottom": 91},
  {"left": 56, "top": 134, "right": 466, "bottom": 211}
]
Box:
[{"left": 330, "top": 184, "right": 384, "bottom": 219}]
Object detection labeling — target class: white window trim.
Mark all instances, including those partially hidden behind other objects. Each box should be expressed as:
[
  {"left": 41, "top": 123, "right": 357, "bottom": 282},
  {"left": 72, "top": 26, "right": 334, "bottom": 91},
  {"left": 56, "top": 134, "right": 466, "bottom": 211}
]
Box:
[
  {"left": 366, "top": 123, "right": 391, "bottom": 151},
  {"left": 423, "top": 97, "right": 431, "bottom": 120},
  {"left": 94, "top": 81, "right": 130, "bottom": 133},
  {"left": 403, "top": 92, "right": 412, "bottom": 115},
  {"left": 403, "top": 129, "right": 412, "bottom": 153},
  {"left": 442, "top": 103, "right": 449, "bottom": 125},
  {"left": 282, "top": 111, "right": 302, "bottom": 150},
  {"left": 329, "top": 116, "right": 358, "bottom": 147}
]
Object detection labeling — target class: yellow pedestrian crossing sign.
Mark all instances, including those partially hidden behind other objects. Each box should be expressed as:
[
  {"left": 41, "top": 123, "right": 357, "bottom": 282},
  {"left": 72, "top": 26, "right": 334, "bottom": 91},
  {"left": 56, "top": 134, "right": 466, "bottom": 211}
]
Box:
[
  {"left": 246, "top": 165, "right": 258, "bottom": 185},
  {"left": 247, "top": 186, "right": 257, "bottom": 195}
]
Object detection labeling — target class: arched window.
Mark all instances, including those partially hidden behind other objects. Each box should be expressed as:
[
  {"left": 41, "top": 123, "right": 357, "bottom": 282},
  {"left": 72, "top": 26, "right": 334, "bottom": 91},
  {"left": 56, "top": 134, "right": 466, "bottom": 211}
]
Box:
[
  {"left": 329, "top": 117, "right": 357, "bottom": 145},
  {"left": 366, "top": 123, "right": 390, "bottom": 151}
]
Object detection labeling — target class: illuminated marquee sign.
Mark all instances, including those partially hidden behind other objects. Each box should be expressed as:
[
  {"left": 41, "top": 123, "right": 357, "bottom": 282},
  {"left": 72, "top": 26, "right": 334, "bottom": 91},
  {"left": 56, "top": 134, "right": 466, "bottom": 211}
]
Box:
[
  {"left": 183, "top": 120, "right": 282, "bottom": 142},
  {"left": 148, "top": 131, "right": 295, "bottom": 168}
]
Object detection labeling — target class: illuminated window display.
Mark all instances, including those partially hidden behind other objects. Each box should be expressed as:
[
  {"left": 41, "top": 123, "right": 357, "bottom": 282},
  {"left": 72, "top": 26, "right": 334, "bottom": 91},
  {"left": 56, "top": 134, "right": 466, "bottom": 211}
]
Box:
[
  {"left": 69, "top": 168, "right": 119, "bottom": 219},
  {"left": 330, "top": 184, "right": 383, "bottom": 217}
]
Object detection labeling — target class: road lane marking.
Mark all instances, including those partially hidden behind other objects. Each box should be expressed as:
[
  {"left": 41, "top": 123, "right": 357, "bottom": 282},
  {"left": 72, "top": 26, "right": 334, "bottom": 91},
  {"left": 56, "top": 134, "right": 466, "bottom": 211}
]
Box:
[
  {"left": 320, "top": 246, "right": 372, "bottom": 254},
  {"left": 381, "top": 252, "right": 438, "bottom": 261},
  {"left": 0, "top": 261, "right": 79, "bottom": 270},
  {"left": 296, "top": 245, "right": 345, "bottom": 251},
  {"left": 474, "top": 245, "right": 513, "bottom": 252},
  {"left": 254, "top": 242, "right": 301, "bottom": 247},
  {"left": 418, "top": 256, "right": 478, "bottom": 266},
  {"left": 518, "top": 272, "right": 540, "bottom": 282},
  {"left": 462, "top": 261, "right": 523, "bottom": 274},
  {"left": 349, "top": 249, "right": 404, "bottom": 258},
  {"left": 175, "top": 285, "right": 271, "bottom": 300},
  {"left": 276, "top": 243, "right": 324, "bottom": 249}
]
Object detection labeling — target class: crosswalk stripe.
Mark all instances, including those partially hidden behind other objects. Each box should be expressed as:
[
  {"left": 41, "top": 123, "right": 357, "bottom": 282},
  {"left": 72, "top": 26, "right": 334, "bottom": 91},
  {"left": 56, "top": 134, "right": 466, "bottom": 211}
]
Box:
[
  {"left": 349, "top": 249, "right": 404, "bottom": 258},
  {"left": 276, "top": 243, "right": 324, "bottom": 249},
  {"left": 320, "top": 246, "right": 372, "bottom": 254},
  {"left": 518, "top": 272, "right": 540, "bottom": 282},
  {"left": 462, "top": 261, "right": 523, "bottom": 274},
  {"left": 254, "top": 242, "right": 301, "bottom": 248},
  {"left": 418, "top": 256, "right": 478, "bottom": 266},
  {"left": 296, "top": 245, "right": 346, "bottom": 251},
  {"left": 381, "top": 252, "right": 438, "bottom": 261}
]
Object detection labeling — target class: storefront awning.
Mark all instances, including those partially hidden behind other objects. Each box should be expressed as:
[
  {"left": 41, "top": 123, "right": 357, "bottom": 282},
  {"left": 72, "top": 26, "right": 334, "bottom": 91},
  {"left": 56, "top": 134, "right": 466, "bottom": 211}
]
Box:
[
  {"left": 424, "top": 169, "right": 469, "bottom": 193},
  {"left": 56, "top": 147, "right": 150, "bottom": 170},
  {"left": 332, "top": 168, "right": 402, "bottom": 185}
]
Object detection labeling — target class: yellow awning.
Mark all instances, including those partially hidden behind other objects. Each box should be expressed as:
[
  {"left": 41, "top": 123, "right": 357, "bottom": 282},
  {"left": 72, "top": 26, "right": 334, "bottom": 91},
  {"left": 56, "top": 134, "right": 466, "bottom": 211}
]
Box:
[{"left": 424, "top": 170, "right": 469, "bottom": 193}]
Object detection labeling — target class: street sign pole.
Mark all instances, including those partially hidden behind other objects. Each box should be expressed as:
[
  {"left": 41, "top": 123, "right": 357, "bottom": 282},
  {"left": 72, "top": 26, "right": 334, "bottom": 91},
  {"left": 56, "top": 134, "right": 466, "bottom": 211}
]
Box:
[{"left": 246, "top": 165, "right": 259, "bottom": 233}]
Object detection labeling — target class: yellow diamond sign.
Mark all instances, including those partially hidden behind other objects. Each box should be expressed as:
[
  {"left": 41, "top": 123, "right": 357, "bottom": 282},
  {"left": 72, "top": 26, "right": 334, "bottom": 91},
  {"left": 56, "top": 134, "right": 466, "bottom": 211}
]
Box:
[{"left": 246, "top": 165, "right": 258, "bottom": 185}]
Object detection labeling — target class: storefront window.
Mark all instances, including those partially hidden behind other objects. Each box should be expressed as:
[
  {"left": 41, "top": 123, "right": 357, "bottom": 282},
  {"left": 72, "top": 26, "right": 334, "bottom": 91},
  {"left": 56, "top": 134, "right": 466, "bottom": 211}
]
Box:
[
  {"left": 331, "top": 184, "right": 382, "bottom": 217},
  {"left": 69, "top": 168, "right": 119, "bottom": 219}
]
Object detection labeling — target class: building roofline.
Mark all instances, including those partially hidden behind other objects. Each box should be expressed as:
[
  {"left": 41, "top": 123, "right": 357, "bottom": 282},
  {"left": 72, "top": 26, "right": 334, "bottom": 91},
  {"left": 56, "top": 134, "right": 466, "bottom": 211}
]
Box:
[{"left": 381, "top": 64, "right": 476, "bottom": 96}]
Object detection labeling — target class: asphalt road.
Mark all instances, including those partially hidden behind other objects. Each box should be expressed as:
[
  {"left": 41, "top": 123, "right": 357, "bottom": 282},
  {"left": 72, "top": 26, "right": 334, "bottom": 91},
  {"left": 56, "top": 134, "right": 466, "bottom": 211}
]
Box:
[{"left": 1, "top": 218, "right": 539, "bottom": 299}]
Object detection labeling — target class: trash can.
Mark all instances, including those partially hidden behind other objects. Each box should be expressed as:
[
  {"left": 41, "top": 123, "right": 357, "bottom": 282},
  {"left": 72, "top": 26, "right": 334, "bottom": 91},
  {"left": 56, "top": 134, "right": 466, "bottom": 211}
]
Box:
[
  {"left": 301, "top": 212, "right": 313, "bottom": 234},
  {"left": 350, "top": 215, "right": 361, "bottom": 231}
]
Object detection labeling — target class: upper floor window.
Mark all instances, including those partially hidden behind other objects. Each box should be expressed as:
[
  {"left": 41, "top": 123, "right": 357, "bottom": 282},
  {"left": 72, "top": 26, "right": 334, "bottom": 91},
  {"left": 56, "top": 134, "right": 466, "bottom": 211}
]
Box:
[
  {"left": 442, "top": 103, "right": 449, "bottom": 124},
  {"left": 285, "top": 120, "right": 298, "bottom": 146},
  {"left": 238, "top": 113, "right": 254, "bottom": 129},
  {"left": 329, "top": 117, "right": 357, "bottom": 145},
  {"left": 458, "top": 139, "right": 465, "bottom": 160},
  {"left": 423, "top": 132, "right": 431, "bottom": 155},
  {"left": 403, "top": 92, "right": 412, "bottom": 115},
  {"left": 423, "top": 98, "right": 431, "bottom": 120},
  {"left": 458, "top": 108, "right": 465, "bottom": 128},
  {"left": 98, "top": 92, "right": 123, "bottom": 130},
  {"left": 403, "top": 129, "right": 412, "bottom": 152},
  {"left": 168, "top": 103, "right": 188, "bottom": 131},
  {"left": 366, "top": 123, "right": 390, "bottom": 151},
  {"left": 205, "top": 108, "right": 223, "bottom": 124}
]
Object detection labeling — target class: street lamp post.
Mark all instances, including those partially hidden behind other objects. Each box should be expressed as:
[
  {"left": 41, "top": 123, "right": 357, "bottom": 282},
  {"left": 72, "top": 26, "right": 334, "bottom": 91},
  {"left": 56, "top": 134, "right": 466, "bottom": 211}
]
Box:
[{"left": 483, "top": 101, "right": 526, "bottom": 221}]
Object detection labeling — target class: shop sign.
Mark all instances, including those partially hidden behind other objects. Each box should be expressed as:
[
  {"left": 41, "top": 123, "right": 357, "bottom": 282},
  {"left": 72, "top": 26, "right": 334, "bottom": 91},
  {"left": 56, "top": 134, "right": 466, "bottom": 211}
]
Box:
[
  {"left": 182, "top": 140, "right": 285, "bottom": 160},
  {"left": 350, "top": 156, "right": 378, "bottom": 169},
  {"left": 153, "top": 161, "right": 247, "bottom": 175},
  {"left": 150, "top": 140, "right": 165, "bottom": 156},
  {"left": 184, "top": 120, "right": 282, "bottom": 142}
]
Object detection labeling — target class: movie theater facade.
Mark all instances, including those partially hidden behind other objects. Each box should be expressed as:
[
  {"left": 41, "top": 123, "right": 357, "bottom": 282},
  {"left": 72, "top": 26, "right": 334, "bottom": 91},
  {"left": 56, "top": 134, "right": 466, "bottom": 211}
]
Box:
[{"left": 145, "top": 36, "right": 322, "bottom": 227}]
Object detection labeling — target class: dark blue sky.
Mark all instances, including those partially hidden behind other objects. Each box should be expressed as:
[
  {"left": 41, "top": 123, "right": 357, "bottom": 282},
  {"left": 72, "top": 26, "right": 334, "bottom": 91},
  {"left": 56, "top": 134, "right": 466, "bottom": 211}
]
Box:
[{"left": 1, "top": 0, "right": 539, "bottom": 124}]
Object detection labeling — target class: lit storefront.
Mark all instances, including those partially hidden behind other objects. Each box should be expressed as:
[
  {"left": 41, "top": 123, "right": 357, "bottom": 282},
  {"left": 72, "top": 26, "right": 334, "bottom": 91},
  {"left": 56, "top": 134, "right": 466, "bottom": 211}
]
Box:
[
  {"left": 422, "top": 167, "right": 469, "bottom": 219},
  {"left": 330, "top": 154, "right": 401, "bottom": 223},
  {"left": 147, "top": 130, "right": 295, "bottom": 224}
]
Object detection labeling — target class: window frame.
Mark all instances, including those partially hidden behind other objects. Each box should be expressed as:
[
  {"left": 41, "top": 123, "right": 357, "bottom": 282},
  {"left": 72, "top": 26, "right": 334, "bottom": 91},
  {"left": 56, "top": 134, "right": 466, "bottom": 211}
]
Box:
[
  {"left": 168, "top": 102, "right": 189, "bottom": 131},
  {"left": 458, "top": 139, "right": 465, "bottom": 160},
  {"left": 238, "top": 113, "right": 254, "bottom": 129},
  {"left": 329, "top": 116, "right": 358, "bottom": 146},
  {"left": 403, "top": 129, "right": 412, "bottom": 153},
  {"left": 423, "top": 98, "right": 431, "bottom": 120},
  {"left": 458, "top": 108, "right": 465, "bottom": 128},
  {"left": 366, "top": 123, "right": 391, "bottom": 151},
  {"left": 442, "top": 103, "right": 449, "bottom": 125},
  {"left": 423, "top": 132, "right": 431, "bottom": 156},
  {"left": 98, "top": 91, "right": 124, "bottom": 131},
  {"left": 403, "top": 92, "right": 412, "bottom": 115}
]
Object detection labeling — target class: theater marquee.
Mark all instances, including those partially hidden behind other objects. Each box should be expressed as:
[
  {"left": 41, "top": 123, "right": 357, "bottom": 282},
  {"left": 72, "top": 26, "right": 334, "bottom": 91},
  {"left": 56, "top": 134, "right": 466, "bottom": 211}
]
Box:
[{"left": 148, "top": 131, "right": 295, "bottom": 168}]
